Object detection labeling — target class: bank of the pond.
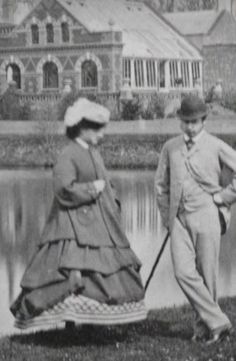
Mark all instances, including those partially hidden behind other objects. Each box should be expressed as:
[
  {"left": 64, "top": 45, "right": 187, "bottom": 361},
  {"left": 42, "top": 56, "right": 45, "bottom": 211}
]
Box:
[
  {"left": 0, "top": 296, "right": 235, "bottom": 361},
  {"left": 1, "top": 132, "right": 236, "bottom": 169}
]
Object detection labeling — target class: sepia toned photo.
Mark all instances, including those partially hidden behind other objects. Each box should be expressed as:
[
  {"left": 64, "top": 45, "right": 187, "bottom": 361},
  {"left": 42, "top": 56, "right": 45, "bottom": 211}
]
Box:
[{"left": 0, "top": 0, "right": 236, "bottom": 360}]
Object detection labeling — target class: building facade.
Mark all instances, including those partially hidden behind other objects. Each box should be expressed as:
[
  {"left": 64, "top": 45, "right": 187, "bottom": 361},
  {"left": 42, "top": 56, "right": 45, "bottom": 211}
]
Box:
[{"left": 0, "top": 0, "right": 202, "bottom": 99}]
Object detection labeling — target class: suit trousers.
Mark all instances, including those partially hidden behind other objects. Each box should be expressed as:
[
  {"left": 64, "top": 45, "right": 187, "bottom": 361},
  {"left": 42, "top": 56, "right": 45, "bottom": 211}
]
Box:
[{"left": 170, "top": 201, "right": 231, "bottom": 331}]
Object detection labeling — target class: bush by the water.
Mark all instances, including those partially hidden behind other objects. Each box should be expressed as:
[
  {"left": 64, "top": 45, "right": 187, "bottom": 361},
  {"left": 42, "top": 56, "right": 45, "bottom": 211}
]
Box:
[
  {"left": 0, "top": 133, "right": 169, "bottom": 168},
  {"left": 0, "top": 133, "right": 235, "bottom": 169}
]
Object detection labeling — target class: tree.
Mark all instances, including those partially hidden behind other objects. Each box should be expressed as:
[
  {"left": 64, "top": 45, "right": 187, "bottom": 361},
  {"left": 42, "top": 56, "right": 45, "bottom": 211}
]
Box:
[
  {"left": 186, "top": 0, "right": 201, "bottom": 10},
  {"left": 166, "top": 0, "right": 175, "bottom": 11},
  {"left": 145, "top": 0, "right": 217, "bottom": 11},
  {"left": 201, "top": 0, "right": 217, "bottom": 10}
]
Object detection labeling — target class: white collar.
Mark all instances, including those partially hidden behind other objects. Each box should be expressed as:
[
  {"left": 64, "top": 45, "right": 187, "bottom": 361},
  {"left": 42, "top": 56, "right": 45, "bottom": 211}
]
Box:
[
  {"left": 183, "top": 129, "right": 205, "bottom": 144},
  {"left": 75, "top": 137, "right": 89, "bottom": 149}
]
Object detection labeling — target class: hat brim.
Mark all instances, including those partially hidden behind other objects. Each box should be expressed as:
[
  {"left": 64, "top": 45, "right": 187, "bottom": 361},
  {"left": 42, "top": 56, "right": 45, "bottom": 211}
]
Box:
[{"left": 177, "top": 108, "right": 208, "bottom": 121}]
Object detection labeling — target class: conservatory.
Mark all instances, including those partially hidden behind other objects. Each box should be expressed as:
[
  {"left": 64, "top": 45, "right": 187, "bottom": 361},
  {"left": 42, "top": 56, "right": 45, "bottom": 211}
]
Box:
[{"left": 0, "top": 0, "right": 202, "bottom": 96}]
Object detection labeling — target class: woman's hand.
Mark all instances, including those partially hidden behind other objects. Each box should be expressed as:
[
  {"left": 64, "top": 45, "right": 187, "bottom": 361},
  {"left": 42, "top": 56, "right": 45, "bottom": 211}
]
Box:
[{"left": 93, "top": 179, "right": 106, "bottom": 194}]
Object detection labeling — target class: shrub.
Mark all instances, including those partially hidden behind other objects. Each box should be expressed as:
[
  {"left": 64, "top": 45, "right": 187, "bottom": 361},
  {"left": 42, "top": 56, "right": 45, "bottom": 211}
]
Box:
[
  {"left": 0, "top": 86, "right": 31, "bottom": 120},
  {"left": 139, "top": 93, "right": 167, "bottom": 119},
  {"left": 150, "top": 93, "right": 166, "bottom": 119},
  {"left": 221, "top": 89, "right": 236, "bottom": 113},
  {"left": 120, "top": 96, "right": 141, "bottom": 120},
  {"left": 31, "top": 103, "right": 58, "bottom": 121},
  {"left": 57, "top": 91, "right": 100, "bottom": 121},
  {"left": 18, "top": 102, "right": 31, "bottom": 120}
]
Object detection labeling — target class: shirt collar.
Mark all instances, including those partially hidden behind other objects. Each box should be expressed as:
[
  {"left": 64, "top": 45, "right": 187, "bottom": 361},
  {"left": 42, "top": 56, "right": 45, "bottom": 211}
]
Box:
[
  {"left": 75, "top": 137, "right": 89, "bottom": 149},
  {"left": 183, "top": 128, "right": 205, "bottom": 144}
]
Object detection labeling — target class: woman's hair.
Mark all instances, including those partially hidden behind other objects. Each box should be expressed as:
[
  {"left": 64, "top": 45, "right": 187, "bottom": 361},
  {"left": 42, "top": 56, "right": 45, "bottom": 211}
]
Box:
[{"left": 66, "top": 117, "right": 105, "bottom": 139}]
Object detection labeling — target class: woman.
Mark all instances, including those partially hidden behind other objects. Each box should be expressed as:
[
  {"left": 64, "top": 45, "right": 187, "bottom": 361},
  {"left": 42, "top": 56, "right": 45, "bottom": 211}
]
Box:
[{"left": 11, "top": 98, "right": 147, "bottom": 331}]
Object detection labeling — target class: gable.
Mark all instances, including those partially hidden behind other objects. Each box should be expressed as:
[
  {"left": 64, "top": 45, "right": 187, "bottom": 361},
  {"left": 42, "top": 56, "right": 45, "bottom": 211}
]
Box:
[
  {"left": 204, "top": 10, "right": 236, "bottom": 45},
  {"left": 0, "top": 0, "right": 201, "bottom": 62},
  {"left": 18, "top": 0, "right": 87, "bottom": 30}
]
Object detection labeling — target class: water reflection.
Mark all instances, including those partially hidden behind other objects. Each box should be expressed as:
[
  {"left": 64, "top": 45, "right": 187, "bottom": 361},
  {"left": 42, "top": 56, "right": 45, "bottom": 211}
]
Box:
[{"left": 0, "top": 169, "right": 236, "bottom": 335}]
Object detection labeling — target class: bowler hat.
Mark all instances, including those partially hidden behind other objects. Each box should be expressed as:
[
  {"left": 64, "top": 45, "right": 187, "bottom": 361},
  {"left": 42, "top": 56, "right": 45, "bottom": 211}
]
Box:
[
  {"left": 64, "top": 98, "right": 110, "bottom": 127},
  {"left": 177, "top": 95, "right": 208, "bottom": 121}
]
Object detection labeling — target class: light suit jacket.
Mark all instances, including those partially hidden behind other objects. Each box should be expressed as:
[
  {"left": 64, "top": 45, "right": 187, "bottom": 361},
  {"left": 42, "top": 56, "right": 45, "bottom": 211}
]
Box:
[{"left": 155, "top": 130, "right": 236, "bottom": 232}]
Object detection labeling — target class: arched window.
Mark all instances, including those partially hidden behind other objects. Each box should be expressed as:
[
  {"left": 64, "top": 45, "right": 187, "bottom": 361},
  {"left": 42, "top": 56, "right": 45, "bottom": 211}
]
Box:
[
  {"left": 43, "top": 62, "right": 58, "bottom": 88},
  {"left": 31, "top": 24, "right": 39, "bottom": 44},
  {"left": 6, "top": 63, "right": 21, "bottom": 89},
  {"left": 61, "top": 22, "right": 70, "bottom": 43},
  {"left": 46, "top": 23, "right": 54, "bottom": 43},
  {"left": 81, "top": 60, "right": 98, "bottom": 88}
]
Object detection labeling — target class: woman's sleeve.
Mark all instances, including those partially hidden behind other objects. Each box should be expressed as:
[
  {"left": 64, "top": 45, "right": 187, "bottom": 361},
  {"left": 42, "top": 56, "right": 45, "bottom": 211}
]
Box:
[
  {"left": 53, "top": 153, "right": 99, "bottom": 208},
  {"left": 154, "top": 144, "right": 170, "bottom": 229}
]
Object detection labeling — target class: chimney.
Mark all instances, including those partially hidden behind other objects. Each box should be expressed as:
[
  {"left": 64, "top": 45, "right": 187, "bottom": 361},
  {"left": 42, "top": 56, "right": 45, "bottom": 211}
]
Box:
[{"left": 218, "top": 0, "right": 232, "bottom": 12}]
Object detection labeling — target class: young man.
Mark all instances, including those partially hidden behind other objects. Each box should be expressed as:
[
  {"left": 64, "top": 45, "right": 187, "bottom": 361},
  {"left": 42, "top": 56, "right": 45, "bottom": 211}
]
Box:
[{"left": 155, "top": 95, "right": 236, "bottom": 345}]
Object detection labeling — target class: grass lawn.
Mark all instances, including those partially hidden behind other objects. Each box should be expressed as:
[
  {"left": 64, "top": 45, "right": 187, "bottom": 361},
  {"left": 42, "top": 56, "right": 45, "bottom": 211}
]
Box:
[{"left": 1, "top": 297, "right": 235, "bottom": 361}]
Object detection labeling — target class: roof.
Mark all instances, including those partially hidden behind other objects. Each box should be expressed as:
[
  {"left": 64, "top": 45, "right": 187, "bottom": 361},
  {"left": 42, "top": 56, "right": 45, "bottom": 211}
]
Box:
[
  {"left": 58, "top": 0, "right": 201, "bottom": 60},
  {"left": 164, "top": 10, "right": 222, "bottom": 35},
  {"left": 204, "top": 10, "right": 236, "bottom": 45},
  {"left": 0, "top": 0, "right": 201, "bottom": 60},
  {"left": 164, "top": 8, "right": 236, "bottom": 45}
]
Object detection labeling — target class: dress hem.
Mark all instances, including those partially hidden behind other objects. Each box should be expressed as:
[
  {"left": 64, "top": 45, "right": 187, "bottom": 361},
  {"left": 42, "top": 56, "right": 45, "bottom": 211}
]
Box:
[{"left": 14, "top": 294, "right": 147, "bottom": 332}]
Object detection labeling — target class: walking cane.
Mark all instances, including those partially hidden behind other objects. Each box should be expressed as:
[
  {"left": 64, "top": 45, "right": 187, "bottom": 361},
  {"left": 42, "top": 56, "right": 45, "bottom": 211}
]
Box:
[{"left": 144, "top": 231, "right": 169, "bottom": 291}]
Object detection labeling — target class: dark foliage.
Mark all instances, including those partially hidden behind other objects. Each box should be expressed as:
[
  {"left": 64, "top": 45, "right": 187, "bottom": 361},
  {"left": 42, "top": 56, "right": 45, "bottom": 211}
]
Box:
[
  {"left": 0, "top": 86, "right": 31, "bottom": 121},
  {"left": 120, "top": 97, "right": 142, "bottom": 121},
  {"left": 57, "top": 91, "right": 100, "bottom": 121}
]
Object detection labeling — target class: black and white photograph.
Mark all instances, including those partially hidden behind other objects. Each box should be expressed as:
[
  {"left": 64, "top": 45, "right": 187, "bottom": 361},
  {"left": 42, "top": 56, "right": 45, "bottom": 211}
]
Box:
[{"left": 0, "top": 0, "right": 236, "bottom": 360}]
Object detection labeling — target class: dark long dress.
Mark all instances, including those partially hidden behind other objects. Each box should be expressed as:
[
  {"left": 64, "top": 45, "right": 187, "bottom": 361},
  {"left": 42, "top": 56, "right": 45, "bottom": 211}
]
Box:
[{"left": 10, "top": 140, "right": 147, "bottom": 331}]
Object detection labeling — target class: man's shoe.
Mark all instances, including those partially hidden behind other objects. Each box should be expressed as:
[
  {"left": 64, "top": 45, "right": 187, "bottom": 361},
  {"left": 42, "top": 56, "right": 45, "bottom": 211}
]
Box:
[{"left": 205, "top": 325, "right": 233, "bottom": 346}]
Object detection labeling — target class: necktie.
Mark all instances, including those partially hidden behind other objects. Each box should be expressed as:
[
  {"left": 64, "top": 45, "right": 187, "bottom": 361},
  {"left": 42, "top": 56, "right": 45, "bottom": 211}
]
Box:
[{"left": 186, "top": 138, "right": 194, "bottom": 151}]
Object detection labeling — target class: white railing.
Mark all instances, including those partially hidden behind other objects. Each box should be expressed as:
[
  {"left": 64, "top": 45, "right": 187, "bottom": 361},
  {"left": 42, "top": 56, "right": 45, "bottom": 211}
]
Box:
[{"left": 18, "top": 92, "right": 61, "bottom": 105}]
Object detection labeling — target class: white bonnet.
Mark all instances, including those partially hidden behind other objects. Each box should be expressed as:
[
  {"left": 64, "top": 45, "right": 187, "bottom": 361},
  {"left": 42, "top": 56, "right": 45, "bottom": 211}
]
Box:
[{"left": 64, "top": 97, "right": 110, "bottom": 127}]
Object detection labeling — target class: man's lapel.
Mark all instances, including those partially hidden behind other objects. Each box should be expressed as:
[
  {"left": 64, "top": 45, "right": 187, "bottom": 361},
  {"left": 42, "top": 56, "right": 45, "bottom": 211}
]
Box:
[
  {"left": 181, "top": 138, "right": 188, "bottom": 156},
  {"left": 177, "top": 131, "right": 207, "bottom": 179},
  {"left": 186, "top": 130, "right": 207, "bottom": 158},
  {"left": 176, "top": 137, "right": 188, "bottom": 180}
]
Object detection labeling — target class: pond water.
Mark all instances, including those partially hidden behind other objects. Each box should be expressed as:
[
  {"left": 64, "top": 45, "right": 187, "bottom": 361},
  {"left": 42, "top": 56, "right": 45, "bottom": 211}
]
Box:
[{"left": 0, "top": 169, "right": 236, "bottom": 335}]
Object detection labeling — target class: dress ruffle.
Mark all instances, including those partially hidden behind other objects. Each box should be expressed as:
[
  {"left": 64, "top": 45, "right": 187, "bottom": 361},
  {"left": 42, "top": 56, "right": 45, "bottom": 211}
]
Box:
[
  {"left": 21, "top": 239, "right": 142, "bottom": 288},
  {"left": 11, "top": 239, "right": 146, "bottom": 324},
  {"left": 14, "top": 294, "right": 147, "bottom": 332}
]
